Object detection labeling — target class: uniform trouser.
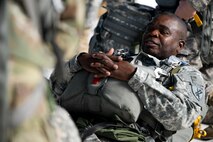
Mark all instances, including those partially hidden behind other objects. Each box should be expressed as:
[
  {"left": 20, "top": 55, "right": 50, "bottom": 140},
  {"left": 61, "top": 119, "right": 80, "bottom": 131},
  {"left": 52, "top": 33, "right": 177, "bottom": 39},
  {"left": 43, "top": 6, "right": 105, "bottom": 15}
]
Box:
[{"left": 166, "top": 128, "right": 193, "bottom": 142}]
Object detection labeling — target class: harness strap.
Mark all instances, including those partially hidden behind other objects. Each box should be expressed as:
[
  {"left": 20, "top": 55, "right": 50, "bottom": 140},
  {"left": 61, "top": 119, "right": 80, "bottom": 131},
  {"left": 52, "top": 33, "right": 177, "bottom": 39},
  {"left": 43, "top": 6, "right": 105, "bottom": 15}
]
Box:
[
  {"left": 79, "top": 115, "right": 145, "bottom": 141},
  {"left": 81, "top": 122, "right": 120, "bottom": 141}
]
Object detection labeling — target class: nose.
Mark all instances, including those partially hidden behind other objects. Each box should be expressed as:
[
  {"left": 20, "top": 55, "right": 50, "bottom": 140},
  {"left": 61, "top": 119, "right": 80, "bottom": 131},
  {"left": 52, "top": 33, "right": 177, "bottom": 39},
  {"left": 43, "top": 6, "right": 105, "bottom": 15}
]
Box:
[{"left": 149, "top": 29, "right": 159, "bottom": 38}]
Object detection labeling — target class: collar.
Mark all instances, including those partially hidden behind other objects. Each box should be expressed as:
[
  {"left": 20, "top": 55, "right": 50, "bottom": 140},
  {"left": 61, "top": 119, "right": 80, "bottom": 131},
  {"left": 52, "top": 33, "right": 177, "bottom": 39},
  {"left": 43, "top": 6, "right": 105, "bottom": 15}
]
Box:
[
  {"left": 161, "top": 55, "right": 189, "bottom": 67},
  {"left": 134, "top": 52, "right": 188, "bottom": 67},
  {"left": 135, "top": 51, "right": 161, "bottom": 66}
]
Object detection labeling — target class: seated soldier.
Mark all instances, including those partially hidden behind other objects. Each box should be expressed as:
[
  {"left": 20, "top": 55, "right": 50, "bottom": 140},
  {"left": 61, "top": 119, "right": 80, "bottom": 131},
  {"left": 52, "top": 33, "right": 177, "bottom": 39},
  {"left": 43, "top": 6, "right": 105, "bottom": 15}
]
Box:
[{"left": 50, "top": 12, "right": 207, "bottom": 142}]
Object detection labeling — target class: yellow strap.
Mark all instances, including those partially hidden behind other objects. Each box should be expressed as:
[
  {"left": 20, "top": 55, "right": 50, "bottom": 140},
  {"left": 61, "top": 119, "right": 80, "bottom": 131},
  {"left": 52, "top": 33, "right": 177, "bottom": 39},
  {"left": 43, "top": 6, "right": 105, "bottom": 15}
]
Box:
[
  {"left": 193, "top": 116, "right": 207, "bottom": 139},
  {"left": 194, "top": 13, "right": 203, "bottom": 27}
]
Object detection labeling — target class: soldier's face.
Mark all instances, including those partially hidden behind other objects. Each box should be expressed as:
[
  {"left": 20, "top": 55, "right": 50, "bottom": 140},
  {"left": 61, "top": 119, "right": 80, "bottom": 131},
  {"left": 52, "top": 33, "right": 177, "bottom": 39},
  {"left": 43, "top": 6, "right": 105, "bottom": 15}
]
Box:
[{"left": 142, "top": 15, "right": 182, "bottom": 59}]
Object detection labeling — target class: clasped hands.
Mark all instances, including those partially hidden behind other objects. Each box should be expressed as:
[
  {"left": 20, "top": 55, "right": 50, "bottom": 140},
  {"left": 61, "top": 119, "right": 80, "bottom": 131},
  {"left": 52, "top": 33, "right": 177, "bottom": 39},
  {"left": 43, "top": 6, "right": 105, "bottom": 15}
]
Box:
[{"left": 77, "top": 48, "right": 136, "bottom": 81}]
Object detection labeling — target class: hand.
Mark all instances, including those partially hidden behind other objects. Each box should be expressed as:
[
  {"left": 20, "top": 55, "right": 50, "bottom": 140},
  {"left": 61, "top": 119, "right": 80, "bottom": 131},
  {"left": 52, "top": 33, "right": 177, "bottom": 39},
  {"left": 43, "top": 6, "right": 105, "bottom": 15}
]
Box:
[
  {"left": 175, "top": 0, "right": 196, "bottom": 20},
  {"left": 78, "top": 48, "right": 121, "bottom": 76},
  {"left": 90, "top": 48, "right": 123, "bottom": 77},
  {"left": 94, "top": 60, "right": 136, "bottom": 81},
  {"left": 77, "top": 53, "right": 100, "bottom": 74},
  {"left": 109, "top": 61, "right": 136, "bottom": 81}
]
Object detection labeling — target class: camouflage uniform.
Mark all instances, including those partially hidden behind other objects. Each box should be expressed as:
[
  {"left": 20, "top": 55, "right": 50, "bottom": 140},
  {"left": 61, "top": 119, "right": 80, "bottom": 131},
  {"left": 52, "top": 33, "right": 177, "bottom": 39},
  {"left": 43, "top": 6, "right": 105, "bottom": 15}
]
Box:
[
  {"left": 156, "top": 0, "right": 213, "bottom": 140},
  {"left": 55, "top": 0, "right": 86, "bottom": 60},
  {"left": 50, "top": 51, "right": 207, "bottom": 141},
  {"left": 7, "top": 1, "right": 81, "bottom": 142},
  {"left": 188, "top": 0, "right": 212, "bottom": 12},
  {"left": 181, "top": 0, "right": 213, "bottom": 118},
  {"left": 77, "top": 0, "right": 103, "bottom": 54},
  {"left": 191, "top": 0, "right": 213, "bottom": 139},
  {"left": 176, "top": 0, "right": 213, "bottom": 140}
]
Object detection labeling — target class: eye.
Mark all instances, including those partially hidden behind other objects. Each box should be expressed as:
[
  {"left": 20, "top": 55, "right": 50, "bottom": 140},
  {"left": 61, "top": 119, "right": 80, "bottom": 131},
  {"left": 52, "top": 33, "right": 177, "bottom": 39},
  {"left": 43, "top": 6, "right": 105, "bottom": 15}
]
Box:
[
  {"left": 158, "top": 25, "right": 171, "bottom": 36},
  {"left": 160, "top": 29, "right": 171, "bottom": 36}
]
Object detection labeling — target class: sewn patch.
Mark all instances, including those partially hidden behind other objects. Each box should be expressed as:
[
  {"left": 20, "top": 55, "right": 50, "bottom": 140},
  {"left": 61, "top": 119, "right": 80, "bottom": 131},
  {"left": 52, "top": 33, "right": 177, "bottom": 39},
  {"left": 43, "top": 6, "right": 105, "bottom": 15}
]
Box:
[{"left": 191, "top": 85, "right": 203, "bottom": 101}]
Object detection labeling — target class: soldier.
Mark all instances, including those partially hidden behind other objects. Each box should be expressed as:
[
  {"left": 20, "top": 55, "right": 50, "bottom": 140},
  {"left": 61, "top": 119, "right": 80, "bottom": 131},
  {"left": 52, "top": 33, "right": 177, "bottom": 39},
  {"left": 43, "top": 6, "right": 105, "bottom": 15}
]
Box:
[
  {"left": 0, "top": 0, "right": 8, "bottom": 142},
  {"left": 56, "top": 0, "right": 86, "bottom": 60},
  {"left": 7, "top": 0, "right": 84, "bottom": 142},
  {"left": 50, "top": 12, "right": 207, "bottom": 142},
  {"left": 76, "top": 0, "right": 104, "bottom": 54},
  {"left": 172, "top": 0, "right": 213, "bottom": 140},
  {"left": 155, "top": 0, "right": 213, "bottom": 140}
]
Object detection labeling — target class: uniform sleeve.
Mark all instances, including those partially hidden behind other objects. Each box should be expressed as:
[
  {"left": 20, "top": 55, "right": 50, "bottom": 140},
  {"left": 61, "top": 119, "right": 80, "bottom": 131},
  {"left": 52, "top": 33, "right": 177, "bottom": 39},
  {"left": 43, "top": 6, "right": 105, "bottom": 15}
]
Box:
[
  {"left": 128, "top": 66, "right": 206, "bottom": 131},
  {"left": 49, "top": 54, "right": 82, "bottom": 100},
  {"left": 188, "top": 0, "right": 211, "bottom": 12}
]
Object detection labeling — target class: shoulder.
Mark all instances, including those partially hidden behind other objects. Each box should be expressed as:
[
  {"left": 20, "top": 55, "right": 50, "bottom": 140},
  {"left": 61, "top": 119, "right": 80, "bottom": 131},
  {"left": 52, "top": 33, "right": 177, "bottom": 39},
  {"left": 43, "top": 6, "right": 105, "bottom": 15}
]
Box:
[
  {"left": 175, "top": 65, "right": 206, "bottom": 102},
  {"left": 178, "top": 65, "right": 203, "bottom": 76},
  {"left": 188, "top": 0, "right": 212, "bottom": 12},
  {"left": 176, "top": 65, "right": 204, "bottom": 84}
]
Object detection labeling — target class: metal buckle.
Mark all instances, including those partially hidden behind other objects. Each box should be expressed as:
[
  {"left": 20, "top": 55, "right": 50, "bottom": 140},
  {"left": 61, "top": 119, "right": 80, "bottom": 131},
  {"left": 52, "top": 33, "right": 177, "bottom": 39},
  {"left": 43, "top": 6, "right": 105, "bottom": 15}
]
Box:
[
  {"left": 154, "top": 123, "right": 162, "bottom": 136},
  {"left": 154, "top": 67, "right": 168, "bottom": 79}
]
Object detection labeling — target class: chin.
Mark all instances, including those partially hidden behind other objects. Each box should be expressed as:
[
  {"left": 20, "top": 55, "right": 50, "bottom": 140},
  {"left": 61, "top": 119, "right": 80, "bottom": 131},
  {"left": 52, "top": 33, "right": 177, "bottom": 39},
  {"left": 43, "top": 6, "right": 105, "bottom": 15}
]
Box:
[
  {"left": 143, "top": 47, "right": 157, "bottom": 55},
  {"left": 146, "top": 50, "right": 157, "bottom": 56}
]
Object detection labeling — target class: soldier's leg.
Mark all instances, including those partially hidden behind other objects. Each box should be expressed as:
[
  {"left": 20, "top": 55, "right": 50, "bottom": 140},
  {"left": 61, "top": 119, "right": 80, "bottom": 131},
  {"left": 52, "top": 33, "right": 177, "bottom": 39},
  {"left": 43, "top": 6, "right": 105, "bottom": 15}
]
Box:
[{"left": 166, "top": 127, "right": 193, "bottom": 142}]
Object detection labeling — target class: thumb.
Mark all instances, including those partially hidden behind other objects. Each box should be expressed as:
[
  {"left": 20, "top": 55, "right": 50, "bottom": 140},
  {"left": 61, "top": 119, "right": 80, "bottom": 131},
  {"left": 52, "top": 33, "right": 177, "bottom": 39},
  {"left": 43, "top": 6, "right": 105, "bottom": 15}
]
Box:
[{"left": 106, "top": 48, "right": 114, "bottom": 56}]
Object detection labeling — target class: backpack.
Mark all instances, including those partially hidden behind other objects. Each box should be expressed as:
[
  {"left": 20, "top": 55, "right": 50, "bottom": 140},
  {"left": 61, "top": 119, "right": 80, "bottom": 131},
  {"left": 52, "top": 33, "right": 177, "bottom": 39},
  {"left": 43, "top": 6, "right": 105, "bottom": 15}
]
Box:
[{"left": 89, "top": 2, "right": 155, "bottom": 58}]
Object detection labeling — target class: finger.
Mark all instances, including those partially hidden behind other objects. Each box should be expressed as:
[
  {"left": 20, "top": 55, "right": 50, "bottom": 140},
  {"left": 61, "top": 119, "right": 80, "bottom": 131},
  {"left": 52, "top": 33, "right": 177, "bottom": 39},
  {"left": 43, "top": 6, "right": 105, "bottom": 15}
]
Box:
[
  {"left": 91, "top": 53, "right": 119, "bottom": 70},
  {"left": 96, "top": 67, "right": 111, "bottom": 77},
  {"left": 91, "top": 62, "right": 118, "bottom": 73},
  {"left": 106, "top": 48, "right": 114, "bottom": 56},
  {"left": 90, "top": 62, "right": 103, "bottom": 68},
  {"left": 92, "top": 51, "right": 122, "bottom": 62},
  {"left": 109, "top": 55, "right": 123, "bottom": 62},
  {"left": 94, "top": 71, "right": 110, "bottom": 78},
  {"left": 94, "top": 74, "right": 108, "bottom": 78},
  {"left": 92, "top": 52, "right": 107, "bottom": 60}
]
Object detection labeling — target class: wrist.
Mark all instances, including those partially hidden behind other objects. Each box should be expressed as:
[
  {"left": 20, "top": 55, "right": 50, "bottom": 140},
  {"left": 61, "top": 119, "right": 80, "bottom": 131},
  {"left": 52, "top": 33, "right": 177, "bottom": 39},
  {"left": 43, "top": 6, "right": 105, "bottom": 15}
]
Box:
[
  {"left": 128, "top": 67, "right": 137, "bottom": 81},
  {"left": 77, "top": 52, "right": 87, "bottom": 67},
  {"left": 69, "top": 53, "right": 86, "bottom": 72}
]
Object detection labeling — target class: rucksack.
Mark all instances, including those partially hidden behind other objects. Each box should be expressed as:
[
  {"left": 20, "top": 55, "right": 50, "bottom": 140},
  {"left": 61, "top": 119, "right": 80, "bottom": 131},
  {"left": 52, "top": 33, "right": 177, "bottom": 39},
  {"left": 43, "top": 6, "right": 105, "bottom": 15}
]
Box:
[{"left": 89, "top": 2, "right": 155, "bottom": 58}]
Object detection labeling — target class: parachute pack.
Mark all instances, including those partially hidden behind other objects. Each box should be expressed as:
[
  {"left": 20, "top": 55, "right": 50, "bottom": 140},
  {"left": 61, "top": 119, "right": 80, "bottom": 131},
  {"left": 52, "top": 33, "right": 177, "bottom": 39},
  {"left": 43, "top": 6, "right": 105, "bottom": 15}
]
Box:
[{"left": 89, "top": 2, "right": 155, "bottom": 58}]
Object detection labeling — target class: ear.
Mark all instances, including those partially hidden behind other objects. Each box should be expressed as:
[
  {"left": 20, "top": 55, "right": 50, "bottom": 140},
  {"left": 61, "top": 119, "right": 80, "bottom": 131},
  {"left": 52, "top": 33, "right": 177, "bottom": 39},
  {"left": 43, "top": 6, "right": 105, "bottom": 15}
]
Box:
[
  {"left": 176, "top": 40, "right": 185, "bottom": 53},
  {"left": 179, "top": 40, "right": 185, "bottom": 48}
]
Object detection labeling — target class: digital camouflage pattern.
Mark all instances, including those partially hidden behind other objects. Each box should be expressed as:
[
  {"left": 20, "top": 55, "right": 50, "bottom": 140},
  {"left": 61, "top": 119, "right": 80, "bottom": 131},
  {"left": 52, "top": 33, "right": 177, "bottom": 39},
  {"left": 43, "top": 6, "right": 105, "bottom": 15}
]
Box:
[
  {"left": 188, "top": 0, "right": 212, "bottom": 12},
  {"left": 185, "top": 0, "right": 213, "bottom": 130},
  {"left": 56, "top": 0, "right": 86, "bottom": 60},
  {"left": 77, "top": 0, "right": 103, "bottom": 54},
  {"left": 157, "top": 0, "right": 213, "bottom": 130},
  {"left": 0, "top": 0, "right": 8, "bottom": 142},
  {"left": 50, "top": 51, "right": 207, "bottom": 140},
  {"left": 199, "top": 1, "right": 213, "bottom": 109},
  {"left": 177, "top": 0, "right": 213, "bottom": 140},
  {"left": 89, "top": 2, "right": 154, "bottom": 56},
  {"left": 8, "top": 1, "right": 81, "bottom": 142}
]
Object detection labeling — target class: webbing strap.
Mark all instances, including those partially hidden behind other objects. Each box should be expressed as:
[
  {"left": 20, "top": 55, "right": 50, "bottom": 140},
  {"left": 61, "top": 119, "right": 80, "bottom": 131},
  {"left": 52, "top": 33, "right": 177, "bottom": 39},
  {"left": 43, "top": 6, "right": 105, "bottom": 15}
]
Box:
[{"left": 81, "top": 122, "right": 118, "bottom": 141}]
